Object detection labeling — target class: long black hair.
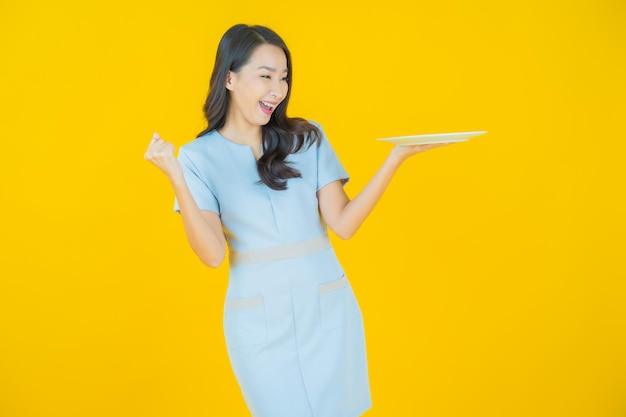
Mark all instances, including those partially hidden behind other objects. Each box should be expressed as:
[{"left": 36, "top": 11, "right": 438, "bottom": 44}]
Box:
[{"left": 197, "top": 24, "right": 321, "bottom": 190}]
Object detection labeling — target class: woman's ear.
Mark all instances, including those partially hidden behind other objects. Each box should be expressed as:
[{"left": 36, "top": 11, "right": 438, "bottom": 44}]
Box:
[{"left": 225, "top": 71, "right": 235, "bottom": 91}]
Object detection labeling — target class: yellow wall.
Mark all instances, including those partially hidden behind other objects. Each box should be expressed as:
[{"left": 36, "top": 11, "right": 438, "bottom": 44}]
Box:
[{"left": 1, "top": 1, "right": 625, "bottom": 416}]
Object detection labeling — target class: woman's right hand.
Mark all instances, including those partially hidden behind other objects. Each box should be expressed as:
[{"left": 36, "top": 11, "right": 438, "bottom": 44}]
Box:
[{"left": 144, "top": 132, "right": 183, "bottom": 182}]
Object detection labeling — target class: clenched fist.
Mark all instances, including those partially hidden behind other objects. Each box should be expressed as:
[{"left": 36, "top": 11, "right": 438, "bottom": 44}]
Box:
[{"left": 144, "top": 132, "right": 183, "bottom": 182}]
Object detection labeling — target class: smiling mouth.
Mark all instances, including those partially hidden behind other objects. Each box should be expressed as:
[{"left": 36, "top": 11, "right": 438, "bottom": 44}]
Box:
[{"left": 260, "top": 101, "right": 276, "bottom": 111}]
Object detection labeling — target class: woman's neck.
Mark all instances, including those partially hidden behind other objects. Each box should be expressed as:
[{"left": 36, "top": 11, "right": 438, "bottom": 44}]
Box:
[
  {"left": 218, "top": 123, "right": 261, "bottom": 146},
  {"left": 219, "top": 115, "right": 262, "bottom": 147},
  {"left": 218, "top": 121, "right": 263, "bottom": 160}
]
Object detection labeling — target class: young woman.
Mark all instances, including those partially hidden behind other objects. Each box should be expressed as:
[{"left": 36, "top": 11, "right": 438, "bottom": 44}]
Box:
[{"left": 145, "top": 24, "right": 452, "bottom": 417}]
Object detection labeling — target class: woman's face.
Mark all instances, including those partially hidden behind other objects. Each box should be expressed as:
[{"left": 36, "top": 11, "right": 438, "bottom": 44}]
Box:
[{"left": 225, "top": 44, "right": 289, "bottom": 129}]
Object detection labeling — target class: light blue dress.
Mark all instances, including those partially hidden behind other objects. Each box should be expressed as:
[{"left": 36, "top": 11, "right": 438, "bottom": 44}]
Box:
[{"left": 174, "top": 123, "right": 372, "bottom": 417}]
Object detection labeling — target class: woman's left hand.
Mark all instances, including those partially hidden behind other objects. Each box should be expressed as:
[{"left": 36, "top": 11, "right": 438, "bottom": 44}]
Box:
[{"left": 389, "top": 142, "right": 456, "bottom": 164}]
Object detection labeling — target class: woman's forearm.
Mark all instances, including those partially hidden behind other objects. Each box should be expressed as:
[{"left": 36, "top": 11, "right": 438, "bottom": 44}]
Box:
[
  {"left": 323, "top": 153, "right": 404, "bottom": 240},
  {"left": 171, "top": 177, "right": 226, "bottom": 268},
  {"left": 321, "top": 143, "right": 451, "bottom": 239},
  {"left": 144, "top": 134, "right": 226, "bottom": 267}
]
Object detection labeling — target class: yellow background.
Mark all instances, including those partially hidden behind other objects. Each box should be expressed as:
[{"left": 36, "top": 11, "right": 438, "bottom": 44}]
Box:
[{"left": 1, "top": 0, "right": 625, "bottom": 416}]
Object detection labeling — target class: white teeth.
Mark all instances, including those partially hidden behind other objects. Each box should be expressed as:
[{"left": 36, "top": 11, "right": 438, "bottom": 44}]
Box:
[{"left": 261, "top": 101, "right": 274, "bottom": 109}]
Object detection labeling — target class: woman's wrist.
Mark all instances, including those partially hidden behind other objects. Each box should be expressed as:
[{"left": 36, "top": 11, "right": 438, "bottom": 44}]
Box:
[
  {"left": 387, "top": 148, "right": 407, "bottom": 168},
  {"left": 168, "top": 171, "right": 187, "bottom": 189}
]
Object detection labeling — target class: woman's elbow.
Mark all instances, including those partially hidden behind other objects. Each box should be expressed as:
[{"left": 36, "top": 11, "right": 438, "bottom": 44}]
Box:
[
  {"left": 333, "top": 227, "right": 356, "bottom": 240},
  {"left": 202, "top": 258, "right": 223, "bottom": 268},
  {"left": 197, "top": 251, "right": 225, "bottom": 269}
]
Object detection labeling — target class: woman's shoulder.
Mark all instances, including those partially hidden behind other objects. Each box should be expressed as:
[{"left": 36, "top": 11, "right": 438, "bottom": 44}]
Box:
[
  {"left": 303, "top": 119, "right": 325, "bottom": 137},
  {"left": 296, "top": 119, "right": 326, "bottom": 147},
  {"left": 179, "top": 130, "right": 222, "bottom": 155},
  {"left": 306, "top": 119, "right": 321, "bottom": 128}
]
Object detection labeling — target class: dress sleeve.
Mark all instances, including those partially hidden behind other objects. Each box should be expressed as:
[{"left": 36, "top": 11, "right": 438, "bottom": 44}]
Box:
[
  {"left": 173, "top": 147, "right": 220, "bottom": 214},
  {"left": 315, "top": 124, "right": 350, "bottom": 191}
]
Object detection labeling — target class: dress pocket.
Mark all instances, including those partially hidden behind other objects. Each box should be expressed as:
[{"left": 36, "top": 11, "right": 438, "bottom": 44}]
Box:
[
  {"left": 223, "top": 295, "right": 267, "bottom": 350},
  {"left": 318, "top": 275, "right": 350, "bottom": 332}
]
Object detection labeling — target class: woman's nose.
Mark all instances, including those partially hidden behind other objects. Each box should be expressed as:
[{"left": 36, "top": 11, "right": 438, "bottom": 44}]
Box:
[{"left": 271, "top": 80, "right": 286, "bottom": 100}]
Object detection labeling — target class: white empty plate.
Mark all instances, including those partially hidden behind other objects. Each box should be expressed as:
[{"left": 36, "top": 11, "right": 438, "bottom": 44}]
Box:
[{"left": 377, "top": 131, "right": 487, "bottom": 146}]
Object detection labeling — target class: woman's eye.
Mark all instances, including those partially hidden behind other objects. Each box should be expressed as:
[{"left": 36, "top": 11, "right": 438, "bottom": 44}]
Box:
[
  {"left": 261, "top": 75, "right": 271, "bottom": 79},
  {"left": 281, "top": 77, "right": 289, "bottom": 82}
]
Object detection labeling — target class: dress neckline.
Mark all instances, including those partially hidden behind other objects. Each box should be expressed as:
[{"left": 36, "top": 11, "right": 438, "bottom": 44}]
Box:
[{"left": 213, "top": 130, "right": 263, "bottom": 161}]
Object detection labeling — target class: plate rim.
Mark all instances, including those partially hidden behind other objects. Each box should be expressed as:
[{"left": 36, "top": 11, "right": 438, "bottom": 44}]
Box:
[{"left": 377, "top": 130, "right": 488, "bottom": 142}]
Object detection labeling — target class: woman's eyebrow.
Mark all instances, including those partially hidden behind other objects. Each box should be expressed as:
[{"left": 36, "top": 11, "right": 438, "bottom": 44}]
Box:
[{"left": 257, "top": 66, "right": 288, "bottom": 73}]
